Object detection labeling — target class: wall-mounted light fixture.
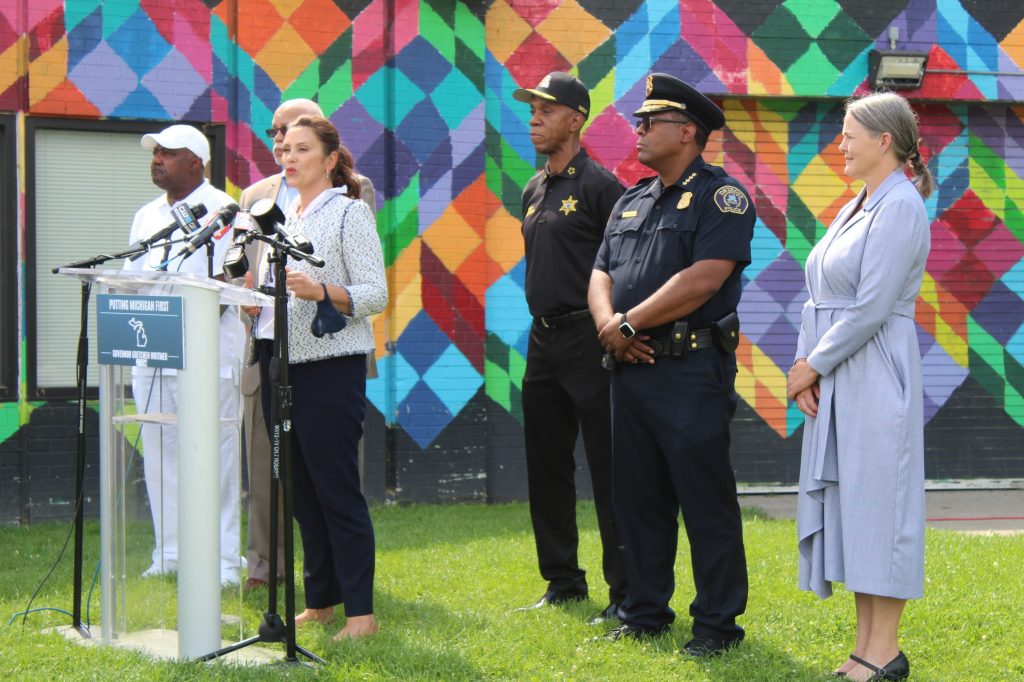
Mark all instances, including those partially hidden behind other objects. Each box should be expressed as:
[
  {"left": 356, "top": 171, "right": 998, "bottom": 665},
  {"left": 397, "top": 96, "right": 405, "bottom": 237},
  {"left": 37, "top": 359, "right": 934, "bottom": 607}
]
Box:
[
  {"left": 868, "top": 25, "right": 928, "bottom": 89},
  {"left": 869, "top": 50, "right": 929, "bottom": 89}
]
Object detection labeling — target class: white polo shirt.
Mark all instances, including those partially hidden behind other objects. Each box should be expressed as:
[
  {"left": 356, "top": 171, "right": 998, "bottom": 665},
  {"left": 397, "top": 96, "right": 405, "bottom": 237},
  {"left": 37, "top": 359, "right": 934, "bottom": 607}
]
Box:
[{"left": 123, "top": 180, "right": 243, "bottom": 380}]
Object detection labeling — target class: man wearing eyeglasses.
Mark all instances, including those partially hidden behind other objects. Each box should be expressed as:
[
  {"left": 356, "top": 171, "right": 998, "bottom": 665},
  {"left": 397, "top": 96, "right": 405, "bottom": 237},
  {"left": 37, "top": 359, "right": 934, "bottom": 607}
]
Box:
[
  {"left": 588, "top": 74, "right": 754, "bottom": 655},
  {"left": 237, "top": 98, "right": 375, "bottom": 591},
  {"left": 511, "top": 72, "right": 627, "bottom": 623}
]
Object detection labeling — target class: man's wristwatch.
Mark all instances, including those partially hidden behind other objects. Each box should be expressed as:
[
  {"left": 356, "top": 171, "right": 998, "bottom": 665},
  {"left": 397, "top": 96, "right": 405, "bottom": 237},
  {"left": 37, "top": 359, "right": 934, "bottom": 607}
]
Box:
[{"left": 618, "top": 311, "right": 636, "bottom": 339}]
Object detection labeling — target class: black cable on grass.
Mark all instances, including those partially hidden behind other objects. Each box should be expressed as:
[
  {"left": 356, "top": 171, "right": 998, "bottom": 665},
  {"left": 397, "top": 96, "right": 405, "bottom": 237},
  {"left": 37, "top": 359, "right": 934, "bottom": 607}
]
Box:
[{"left": 10, "top": 371, "right": 154, "bottom": 631}]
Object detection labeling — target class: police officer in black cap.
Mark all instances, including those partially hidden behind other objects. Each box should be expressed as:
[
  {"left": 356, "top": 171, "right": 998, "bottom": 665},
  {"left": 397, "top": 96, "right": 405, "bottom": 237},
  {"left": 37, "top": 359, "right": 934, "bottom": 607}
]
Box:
[
  {"left": 512, "top": 72, "right": 627, "bottom": 620},
  {"left": 588, "top": 73, "right": 753, "bottom": 655}
]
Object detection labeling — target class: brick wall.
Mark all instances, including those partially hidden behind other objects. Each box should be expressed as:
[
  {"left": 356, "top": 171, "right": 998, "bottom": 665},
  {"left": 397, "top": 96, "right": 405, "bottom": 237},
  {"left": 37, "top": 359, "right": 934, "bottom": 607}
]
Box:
[{"left": 0, "top": 1, "right": 1022, "bottom": 522}]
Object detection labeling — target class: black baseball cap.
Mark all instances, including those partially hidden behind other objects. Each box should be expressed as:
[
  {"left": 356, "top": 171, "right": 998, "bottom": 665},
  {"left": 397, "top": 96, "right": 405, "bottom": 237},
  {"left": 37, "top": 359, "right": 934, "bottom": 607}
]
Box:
[
  {"left": 513, "top": 72, "right": 590, "bottom": 119},
  {"left": 633, "top": 73, "right": 725, "bottom": 131}
]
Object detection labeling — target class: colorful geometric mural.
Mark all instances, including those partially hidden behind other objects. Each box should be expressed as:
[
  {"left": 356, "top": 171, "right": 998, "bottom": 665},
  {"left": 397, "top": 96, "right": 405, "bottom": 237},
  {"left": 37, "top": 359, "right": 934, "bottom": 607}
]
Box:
[{"left": 1, "top": 1, "right": 1022, "bottom": 498}]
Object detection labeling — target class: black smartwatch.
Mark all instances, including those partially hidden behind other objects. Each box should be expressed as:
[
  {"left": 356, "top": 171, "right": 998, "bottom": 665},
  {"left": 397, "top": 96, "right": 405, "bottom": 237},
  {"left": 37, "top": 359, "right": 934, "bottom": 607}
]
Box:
[{"left": 618, "top": 311, "right": 636, "bottom": 339}]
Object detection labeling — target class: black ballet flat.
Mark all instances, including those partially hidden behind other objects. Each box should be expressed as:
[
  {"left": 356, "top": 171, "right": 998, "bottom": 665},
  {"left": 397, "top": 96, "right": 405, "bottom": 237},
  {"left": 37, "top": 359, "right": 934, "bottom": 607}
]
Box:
[{"left": 849, "top": 651, "right": 910, "bottom": 681}]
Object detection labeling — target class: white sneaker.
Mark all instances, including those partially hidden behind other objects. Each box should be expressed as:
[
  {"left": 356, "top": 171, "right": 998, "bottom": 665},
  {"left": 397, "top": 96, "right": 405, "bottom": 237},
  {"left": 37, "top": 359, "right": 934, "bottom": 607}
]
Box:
[
  {"left": 220, "top": 564, "right": 242, "bottom": 586},
  {"left": 142, "top": 561, "right": 176, "bottom": 578}
]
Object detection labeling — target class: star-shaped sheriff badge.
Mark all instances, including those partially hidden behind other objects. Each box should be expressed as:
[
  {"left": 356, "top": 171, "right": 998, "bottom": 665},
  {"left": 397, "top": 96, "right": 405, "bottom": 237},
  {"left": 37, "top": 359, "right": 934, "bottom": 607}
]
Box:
[{"left": 559, "top": 195, "right": 578, "bottom": 216}]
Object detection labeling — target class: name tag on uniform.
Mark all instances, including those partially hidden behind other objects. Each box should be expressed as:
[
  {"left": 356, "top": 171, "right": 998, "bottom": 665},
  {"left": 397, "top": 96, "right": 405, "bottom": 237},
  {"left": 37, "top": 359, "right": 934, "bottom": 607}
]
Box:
[{"left": 620, "top": 210, "right": 637, "bottom": 218}]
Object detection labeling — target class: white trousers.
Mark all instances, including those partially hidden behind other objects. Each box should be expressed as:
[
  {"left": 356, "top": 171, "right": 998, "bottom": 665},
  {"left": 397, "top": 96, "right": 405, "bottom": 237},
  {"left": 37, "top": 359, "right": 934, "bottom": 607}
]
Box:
[{"left": 132, "top": 372, "right": 242, "bottom": 583}]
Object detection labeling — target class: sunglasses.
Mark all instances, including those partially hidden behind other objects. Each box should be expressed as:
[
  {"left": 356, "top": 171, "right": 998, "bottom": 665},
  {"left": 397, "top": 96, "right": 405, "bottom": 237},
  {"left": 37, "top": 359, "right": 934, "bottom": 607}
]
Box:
[
  {"left": 265, "top": 125, "right": 288, "bottom": 139},
  {"left": 634, "top": 115, "right": 690, "bottom": 133}
]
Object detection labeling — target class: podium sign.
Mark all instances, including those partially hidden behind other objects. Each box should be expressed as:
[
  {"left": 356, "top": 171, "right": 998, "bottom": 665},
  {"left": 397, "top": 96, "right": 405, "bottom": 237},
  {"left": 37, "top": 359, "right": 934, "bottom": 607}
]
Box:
[{"left": 97, "top": 294, "right": 185, "bottom": 369}]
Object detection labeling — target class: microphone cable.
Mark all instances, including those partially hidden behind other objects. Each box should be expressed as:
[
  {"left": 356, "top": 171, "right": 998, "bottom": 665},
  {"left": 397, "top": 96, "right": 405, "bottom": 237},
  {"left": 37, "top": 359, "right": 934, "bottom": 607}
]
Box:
[{"left": 8, "top": 368, "right": 157, "bottom": 630}]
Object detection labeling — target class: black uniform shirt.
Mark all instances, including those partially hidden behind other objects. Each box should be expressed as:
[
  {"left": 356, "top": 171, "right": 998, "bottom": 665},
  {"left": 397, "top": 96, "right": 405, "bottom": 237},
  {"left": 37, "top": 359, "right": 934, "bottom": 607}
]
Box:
[
  {"left": 594, "top": 156, "right": 754, "bottom": 331},
  {"left": 522, "top": 148, "right": 624, "bottom": 318}
]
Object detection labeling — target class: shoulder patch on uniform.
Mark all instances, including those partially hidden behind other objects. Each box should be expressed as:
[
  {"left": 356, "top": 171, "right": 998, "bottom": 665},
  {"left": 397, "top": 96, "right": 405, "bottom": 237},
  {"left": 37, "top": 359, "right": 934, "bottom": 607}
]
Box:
[{"left": 714, "top": 186, "right": 748, "bottom": 215}]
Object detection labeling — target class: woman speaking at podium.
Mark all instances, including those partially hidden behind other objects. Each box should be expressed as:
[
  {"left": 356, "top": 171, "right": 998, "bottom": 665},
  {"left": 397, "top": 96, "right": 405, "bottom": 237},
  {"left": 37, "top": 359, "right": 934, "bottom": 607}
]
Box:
[{"left": 254, "top": 115, "right": 387, "bottom": 640}]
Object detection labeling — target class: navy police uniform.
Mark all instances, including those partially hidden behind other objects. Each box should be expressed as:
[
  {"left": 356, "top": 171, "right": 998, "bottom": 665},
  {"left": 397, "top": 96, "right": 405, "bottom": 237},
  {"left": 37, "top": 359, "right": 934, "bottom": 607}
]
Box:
[
  {"left": 593, "top": 74, "right": 754, "bottom": 642},
  {"left": 515, "top": 72, "right": 628, "bottom": 605}
]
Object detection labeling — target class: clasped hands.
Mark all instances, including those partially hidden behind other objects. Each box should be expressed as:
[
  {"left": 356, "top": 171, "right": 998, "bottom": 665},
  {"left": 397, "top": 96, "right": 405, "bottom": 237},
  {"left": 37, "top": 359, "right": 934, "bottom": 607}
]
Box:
[
  {"left": 596, "top": 313, "right": 655, "bottom": 365},
  {"left": 788, "top": 359, "right": 821, "bottom": 418}
]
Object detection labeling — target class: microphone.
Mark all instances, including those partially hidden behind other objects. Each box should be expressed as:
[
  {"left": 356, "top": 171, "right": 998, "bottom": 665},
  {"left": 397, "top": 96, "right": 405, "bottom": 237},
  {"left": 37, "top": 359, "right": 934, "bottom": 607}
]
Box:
[
  {"left": 174, "top": 203, "right": 240, "bottom": 259},
  {"left": 170, "top": 202, "right": 207, "bottom": 238},
  {"left": 249, "top": 198, "right": 314, "bottom": 254},
  {"left": 127, "top": 203, "right": 208, "bottom": 261},
  {"left": 221, "top": 211, "right": 254, "bottom": 279},
  {"left": 225, "top": 210, "right": 254, "bottom": 244},
  {"left": 249, "top": 198, "right": 286, "bottom": 236},
  {"left": 214, "top": 208, "right": 249, "bottom": 239}
]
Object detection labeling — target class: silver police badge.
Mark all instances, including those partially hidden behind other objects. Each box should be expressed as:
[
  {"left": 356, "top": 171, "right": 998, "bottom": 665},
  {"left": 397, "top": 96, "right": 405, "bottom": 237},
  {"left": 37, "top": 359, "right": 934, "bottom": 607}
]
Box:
[{"left": 714, "top": 186, "right": 748, "bottom": 215}]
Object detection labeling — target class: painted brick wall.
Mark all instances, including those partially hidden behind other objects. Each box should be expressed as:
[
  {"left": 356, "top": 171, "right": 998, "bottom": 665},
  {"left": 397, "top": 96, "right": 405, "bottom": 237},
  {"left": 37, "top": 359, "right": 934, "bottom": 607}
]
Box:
[{"left": 0, "top": 1, "right": 1022, "bottom": 522}]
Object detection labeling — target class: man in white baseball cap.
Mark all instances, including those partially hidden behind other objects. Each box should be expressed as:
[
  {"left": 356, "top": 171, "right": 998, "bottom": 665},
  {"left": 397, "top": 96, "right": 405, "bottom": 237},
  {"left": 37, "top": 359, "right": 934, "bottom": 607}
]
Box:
[
  {"left": 126, "top": 122, "right": 245, "bottom": 586},
  {"left": 141, "top": 123, "right": 211, "bottom": 165}
]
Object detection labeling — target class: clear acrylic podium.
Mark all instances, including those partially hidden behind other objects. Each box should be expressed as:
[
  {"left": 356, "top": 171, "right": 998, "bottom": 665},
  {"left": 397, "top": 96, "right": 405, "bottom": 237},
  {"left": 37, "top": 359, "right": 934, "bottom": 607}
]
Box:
[{"left": 57, "top": 268, "right": 271, "bottom": 660}]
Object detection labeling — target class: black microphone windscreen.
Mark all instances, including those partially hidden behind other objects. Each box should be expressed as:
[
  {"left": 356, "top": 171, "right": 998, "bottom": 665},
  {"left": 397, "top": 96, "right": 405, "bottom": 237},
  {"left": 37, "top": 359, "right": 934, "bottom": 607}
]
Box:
[{"left": 249, "top": 198, "right": 285, "bottom": 235}]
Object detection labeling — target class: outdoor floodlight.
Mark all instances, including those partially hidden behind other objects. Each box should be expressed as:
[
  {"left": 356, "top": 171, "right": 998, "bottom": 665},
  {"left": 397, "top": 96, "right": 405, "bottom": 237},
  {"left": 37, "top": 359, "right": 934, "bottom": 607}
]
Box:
[{"left": 868, "top": 49, "right": 929, "bottom": 89}]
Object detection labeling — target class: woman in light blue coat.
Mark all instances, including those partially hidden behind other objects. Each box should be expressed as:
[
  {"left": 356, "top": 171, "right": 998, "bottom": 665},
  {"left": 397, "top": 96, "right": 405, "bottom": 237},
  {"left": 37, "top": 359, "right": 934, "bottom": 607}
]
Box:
[{"left": 788, "top": 92, "right": 933, "bottom": 682}]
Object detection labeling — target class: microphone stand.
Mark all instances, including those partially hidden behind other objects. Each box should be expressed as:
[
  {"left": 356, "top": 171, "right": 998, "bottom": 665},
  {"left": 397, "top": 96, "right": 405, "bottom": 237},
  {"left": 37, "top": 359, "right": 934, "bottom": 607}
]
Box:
[
  {"left": 52, "top": 248, "right": 144, "bottom": 638},
  {"left": 198, "top": 232, "right": 324, "bottom": 665}
]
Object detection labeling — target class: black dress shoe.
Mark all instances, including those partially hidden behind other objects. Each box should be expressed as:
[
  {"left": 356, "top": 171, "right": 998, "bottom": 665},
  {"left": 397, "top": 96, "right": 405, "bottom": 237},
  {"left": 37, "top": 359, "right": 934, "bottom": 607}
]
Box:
[
  {"left": 516, "top": 589, "right": 587, "bottom": 611},
  {"left": 586, "top": 602, "right": 620, "bottom": 625},
  {"left": 682, "top": 633, "right": 743, "bottom": 657},
  {"left": 595, "top": 623, "right": 669, "bottom": 641},
  {"left": 849, "top": 651, "right": 910, "bottom": 681}
]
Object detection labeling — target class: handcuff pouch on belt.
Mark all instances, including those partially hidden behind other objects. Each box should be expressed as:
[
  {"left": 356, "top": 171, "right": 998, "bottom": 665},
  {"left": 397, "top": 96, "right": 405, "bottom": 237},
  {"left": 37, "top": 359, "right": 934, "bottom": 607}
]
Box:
[
  {"left": 668, "top": 320, "right": 689, "bottom": 357},
  {"left": 710, "top": 311, "right": 740, "bottom": 353},
  {"left": 631, "top": 320, "right": 689, "bottom": 359}
]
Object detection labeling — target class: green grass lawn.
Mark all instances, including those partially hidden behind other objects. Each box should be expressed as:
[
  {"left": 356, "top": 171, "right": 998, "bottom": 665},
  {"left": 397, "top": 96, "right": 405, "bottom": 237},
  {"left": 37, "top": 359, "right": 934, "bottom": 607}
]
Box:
[{"left": 1, "top": 503, "right": 1021, "bottom": 680}]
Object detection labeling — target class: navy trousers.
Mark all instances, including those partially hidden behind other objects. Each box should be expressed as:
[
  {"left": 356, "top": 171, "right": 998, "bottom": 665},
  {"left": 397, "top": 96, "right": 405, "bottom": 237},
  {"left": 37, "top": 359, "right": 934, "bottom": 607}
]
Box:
[
  {"left": 611, "top": 347, "right": 748, "bottom": 638},
  {"left": 259, "top": 342, "right": 374, "bottom": 615}
]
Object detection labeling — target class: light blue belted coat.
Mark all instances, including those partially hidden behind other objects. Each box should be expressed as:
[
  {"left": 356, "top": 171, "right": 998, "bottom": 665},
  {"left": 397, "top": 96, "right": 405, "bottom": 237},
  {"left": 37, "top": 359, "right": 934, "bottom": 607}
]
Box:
[{"left": 795, "top": 169, "right": 930, "bottom": 600}]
